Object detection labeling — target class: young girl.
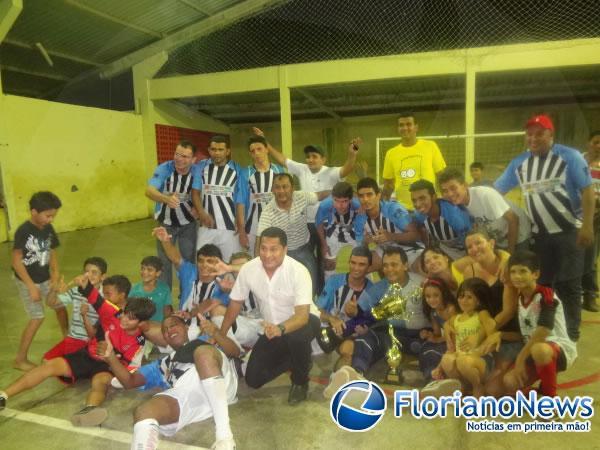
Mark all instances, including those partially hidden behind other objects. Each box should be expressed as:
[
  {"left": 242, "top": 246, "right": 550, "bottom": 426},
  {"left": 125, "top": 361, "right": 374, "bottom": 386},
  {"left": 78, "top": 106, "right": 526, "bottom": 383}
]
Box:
[
  {"left": 418, "top": 277, "right": 457, "bottom": 381},
  {"left": 424, "top": 278, "right": 495, "bottom": 397}
]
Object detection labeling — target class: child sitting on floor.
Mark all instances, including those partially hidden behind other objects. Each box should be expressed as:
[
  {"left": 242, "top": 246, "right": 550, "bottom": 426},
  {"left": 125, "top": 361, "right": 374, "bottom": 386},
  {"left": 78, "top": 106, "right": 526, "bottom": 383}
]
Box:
[
  {"left": 129, "top": 256, "right": 173, "bottom": 322},
  {"left": 44, "top": 257, "right": 108, "bottom": 360}
]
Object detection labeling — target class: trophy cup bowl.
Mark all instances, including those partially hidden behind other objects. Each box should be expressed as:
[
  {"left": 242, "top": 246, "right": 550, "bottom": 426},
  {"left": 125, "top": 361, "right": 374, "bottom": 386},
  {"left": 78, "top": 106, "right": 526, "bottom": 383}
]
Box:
[{"left": 371, "top": 289, "right": 407, "bottom": 321}]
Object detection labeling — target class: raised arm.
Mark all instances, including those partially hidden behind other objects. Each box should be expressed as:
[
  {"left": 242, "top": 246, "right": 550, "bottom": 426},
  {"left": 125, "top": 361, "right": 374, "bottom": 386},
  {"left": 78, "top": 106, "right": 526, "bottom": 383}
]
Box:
[
  {"left": 339, "top": 138, "right": 361, "bottom": 178},
  {"left": 253, "top": 127, "right": 287, "bottom": 167},
  {"left": 152, "top": 227, "right": 183, "bottom": 269}
]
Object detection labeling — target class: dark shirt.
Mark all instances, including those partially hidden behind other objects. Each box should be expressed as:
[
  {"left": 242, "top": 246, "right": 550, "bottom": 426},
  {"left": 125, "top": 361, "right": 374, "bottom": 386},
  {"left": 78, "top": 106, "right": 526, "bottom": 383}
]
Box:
[{"left": 13, "top": 221, "right": 59, "bottom": 283}]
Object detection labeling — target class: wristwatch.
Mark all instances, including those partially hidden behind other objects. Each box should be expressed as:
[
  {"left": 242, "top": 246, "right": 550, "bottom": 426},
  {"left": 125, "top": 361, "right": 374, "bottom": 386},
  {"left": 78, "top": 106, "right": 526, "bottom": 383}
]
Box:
[{"left": 278, "top": 324, "right": 286, "bottom": 335}]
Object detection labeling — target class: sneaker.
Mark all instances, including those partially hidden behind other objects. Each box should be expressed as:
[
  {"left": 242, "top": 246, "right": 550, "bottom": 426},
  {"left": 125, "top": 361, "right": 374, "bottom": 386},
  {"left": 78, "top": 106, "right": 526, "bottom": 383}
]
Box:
[
  {"left": 110, "top": 377, "right": 124, "bottom": 389},
  {"left": 323, "top": 367, "right": 350, "bottom": 399},
  {"left": 0, "top": 392, "right": 7, "bottom": 411},
  {"left": 583, "top": 297, "right": 599, "bottom": 312},
  {"left": 288, "top": 383, "right": 309, "bottom": 405},
  {"left": 344, "top": 366, "right": 365, "bottom": 382},
  {"left": 211, "top": 437, "right": 236, "bottom": 450},
  {"left": 420, "top": 379, "right": 462, "bottom": 398},
  {"left": 70, "top": 405, "right": 108, "bottom": 427}
]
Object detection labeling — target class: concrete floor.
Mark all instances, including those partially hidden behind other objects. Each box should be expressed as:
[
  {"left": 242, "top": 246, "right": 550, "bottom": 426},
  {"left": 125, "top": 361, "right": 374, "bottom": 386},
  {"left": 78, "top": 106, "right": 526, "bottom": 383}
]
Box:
[{"left": 0, "top": 218, "right": 599, "bottom": 449}]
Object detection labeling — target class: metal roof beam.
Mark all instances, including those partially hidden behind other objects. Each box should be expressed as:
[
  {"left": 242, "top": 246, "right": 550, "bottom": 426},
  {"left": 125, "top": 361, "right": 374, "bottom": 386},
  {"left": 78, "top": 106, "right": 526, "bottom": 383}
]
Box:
[
  {"left": 0, "top": 0, "right": 22, "bottom": 43},
  {"left": 100, "top": 0, "right": 291, "bottom": 79},
  {"left": 296, "top": 87, "right": 342, "bottom": 121},
  {"left": 0, "top": 64, "right": 70, "bottom": 81},
  {"left": 4, "top": 38, "right": 102, "bottom": 66},
  {"left": 65, "top": 0, "right": 163, "bottom": 39},
  {"left": 176, "top": 0, "right": 210, "bottom": 17}
]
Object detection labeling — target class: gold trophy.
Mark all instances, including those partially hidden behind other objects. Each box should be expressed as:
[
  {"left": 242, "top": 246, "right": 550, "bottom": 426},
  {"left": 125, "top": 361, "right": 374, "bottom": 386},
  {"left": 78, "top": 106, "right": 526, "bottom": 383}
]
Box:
[
  {"left": 385, "top": 323, "right": 402, "bottom": 384},
  {"left": 371, "top": 283, "right": 418, "bottom": 385}
]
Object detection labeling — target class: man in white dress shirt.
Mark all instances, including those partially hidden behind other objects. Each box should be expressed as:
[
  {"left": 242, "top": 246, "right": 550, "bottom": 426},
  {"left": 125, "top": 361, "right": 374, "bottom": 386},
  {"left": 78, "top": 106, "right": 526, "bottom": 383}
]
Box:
[{"left": 220, "top": 227, "right": 319, "bottom": 405}]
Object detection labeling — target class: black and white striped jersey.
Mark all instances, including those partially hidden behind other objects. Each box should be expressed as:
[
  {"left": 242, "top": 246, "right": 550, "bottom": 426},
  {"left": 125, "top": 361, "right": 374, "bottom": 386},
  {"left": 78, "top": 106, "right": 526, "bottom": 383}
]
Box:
[
  {"left": 193, "top": 160, "right": 244, "bottom": 232},
  {"left": 496, "top": 144, "right": 592, "bottom": 235},
  {"left": 243, "top": 164, "right": 285, "bottom": 236},
  {"left": 149, "top": 160, "right": 195, "bottom": 227},
  {"left": 156, "top": 172, "right": 194, "bottom": 226}
]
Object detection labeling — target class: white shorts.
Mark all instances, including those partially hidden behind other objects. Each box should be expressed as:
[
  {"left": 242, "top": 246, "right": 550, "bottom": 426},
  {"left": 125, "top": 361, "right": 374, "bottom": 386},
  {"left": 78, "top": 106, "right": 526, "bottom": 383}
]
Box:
[
  {"left": 155, "top": 349, "right": 238, "bottom": 437},
  {"left": 196, "top": 228, "right": 242, "bottom": 262},
  {"left": 211, "top": 314, "right": 263, "bottom": 348},
  {"left": 325, "top": 236, "right": 357, "bottom": 260}
]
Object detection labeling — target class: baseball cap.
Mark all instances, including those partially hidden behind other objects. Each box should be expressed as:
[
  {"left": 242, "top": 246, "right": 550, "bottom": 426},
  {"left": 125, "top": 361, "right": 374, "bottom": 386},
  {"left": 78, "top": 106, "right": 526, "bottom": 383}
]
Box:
[
  {"left": 525, "top": 115, "right": 554, "bottom": 131},
  {"left": 303, "top": 145, "right": 326, "bottom": 156}
]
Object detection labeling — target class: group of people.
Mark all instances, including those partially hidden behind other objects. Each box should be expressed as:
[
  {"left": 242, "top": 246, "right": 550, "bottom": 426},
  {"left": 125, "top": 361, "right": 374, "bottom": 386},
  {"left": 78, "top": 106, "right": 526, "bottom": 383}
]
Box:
[{"left": 3, "top": 112, "right": 600, "bottom": 450}]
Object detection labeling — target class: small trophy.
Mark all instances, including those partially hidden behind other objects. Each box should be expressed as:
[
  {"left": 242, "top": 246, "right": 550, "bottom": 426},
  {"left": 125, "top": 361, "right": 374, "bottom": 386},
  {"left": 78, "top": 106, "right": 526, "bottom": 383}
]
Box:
[{"left": 385, "top": 323, "right": 402, "bottom": 384}]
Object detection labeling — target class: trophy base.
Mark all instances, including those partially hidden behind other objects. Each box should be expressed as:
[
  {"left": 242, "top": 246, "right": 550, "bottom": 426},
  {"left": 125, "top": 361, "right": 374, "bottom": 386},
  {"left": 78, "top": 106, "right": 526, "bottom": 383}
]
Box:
[{"left": 385, "top": 370, "right": 403, "bottom": 385}]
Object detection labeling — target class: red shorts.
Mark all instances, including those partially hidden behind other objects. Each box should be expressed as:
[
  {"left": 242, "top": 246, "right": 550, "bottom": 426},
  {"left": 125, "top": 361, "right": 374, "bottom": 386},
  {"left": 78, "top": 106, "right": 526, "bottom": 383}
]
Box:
[{"left": 44, "top": 336, "right": 88, "bottom": 361}]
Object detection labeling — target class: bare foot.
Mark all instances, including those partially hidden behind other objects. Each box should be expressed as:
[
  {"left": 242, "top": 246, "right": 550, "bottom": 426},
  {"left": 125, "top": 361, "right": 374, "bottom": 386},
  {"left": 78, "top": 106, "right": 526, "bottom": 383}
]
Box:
[{"left": 13, "top": 360, "right": 36, "bottom": 371}]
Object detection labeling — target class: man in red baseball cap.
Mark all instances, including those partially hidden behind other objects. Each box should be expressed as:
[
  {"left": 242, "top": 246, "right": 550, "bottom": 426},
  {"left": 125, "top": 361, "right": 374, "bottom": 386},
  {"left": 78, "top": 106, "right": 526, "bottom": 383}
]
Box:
[{"left": 495, "top": 113, "right": 595, "bottom": 342}]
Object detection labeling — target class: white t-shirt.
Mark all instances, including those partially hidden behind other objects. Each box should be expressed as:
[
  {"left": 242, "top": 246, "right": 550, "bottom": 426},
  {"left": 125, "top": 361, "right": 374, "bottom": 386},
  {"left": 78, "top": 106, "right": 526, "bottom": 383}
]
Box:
[
  {"left": 466, "top": 186, "right": 530, "bottom": 248},
  {"left": 286, "top": 159, "right": 342, "bottom": 222},
  {"left": 230, "top": 255, "right": 314, "bottom": 324}
]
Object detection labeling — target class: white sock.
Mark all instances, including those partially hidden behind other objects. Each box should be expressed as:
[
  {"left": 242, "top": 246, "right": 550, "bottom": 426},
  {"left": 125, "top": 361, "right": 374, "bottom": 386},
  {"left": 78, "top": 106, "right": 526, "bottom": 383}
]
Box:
[
  {"left": 200, "top": 376, "right": 233, "bottom": 441},
  {"left": 0, "top": 391, "right": 8, "bottom": 399},
  {"left": 131, "top": 418, "right": 160, "bottom": 450}
]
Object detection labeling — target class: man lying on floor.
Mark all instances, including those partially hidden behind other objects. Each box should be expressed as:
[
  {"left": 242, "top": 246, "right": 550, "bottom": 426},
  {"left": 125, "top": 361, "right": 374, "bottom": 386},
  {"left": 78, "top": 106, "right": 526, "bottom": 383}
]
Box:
[{"left": 101, "top": 314, "right": 240, "bottom": 450}]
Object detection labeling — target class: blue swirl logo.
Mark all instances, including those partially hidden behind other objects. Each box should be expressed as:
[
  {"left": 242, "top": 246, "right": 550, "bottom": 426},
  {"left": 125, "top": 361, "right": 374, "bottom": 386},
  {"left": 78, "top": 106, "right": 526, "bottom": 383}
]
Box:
[{"left": 330, "top": 380, "right": 387, "bottom": 432}]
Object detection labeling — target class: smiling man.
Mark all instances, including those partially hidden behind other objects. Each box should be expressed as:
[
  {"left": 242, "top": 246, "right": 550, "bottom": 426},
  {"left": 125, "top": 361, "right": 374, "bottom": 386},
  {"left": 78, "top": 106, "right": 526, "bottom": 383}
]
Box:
[
  {"left": 146, "top": 141, "right": 198, "bottom": 289},
  {"left": 219, "top": 227, "right": 319, "bottom": 405},
  {"left": 103, "top": 314, "right": 240, "bottom": 450},
  {"left": 382, "top": 112, "right": 446, "bottom": 209},
  {"left": 256, "top": 173, "right": 319, "bottom": 293},
  {"left": 438, "top": 167, "right": 531, "bottom": 254},
  {"left": 409, "top": 179, "right": 471, "bottom": 260},
  {"left": 192, "top": 136, "right": 247, "bottom": 262},
  {"left": 495, "top": 114, "right": 595, "bottom": 341}
]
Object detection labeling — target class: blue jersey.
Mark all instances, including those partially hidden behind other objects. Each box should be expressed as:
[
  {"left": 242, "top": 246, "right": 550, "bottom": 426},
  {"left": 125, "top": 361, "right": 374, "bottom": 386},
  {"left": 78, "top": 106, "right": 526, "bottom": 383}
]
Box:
[
  {"left": 192, "top": 159, "right": 246, "bottom": 231},
  {"left": 354, "top": 200, "right": 411, "bottom": 244},
  {"left": 315, "top": 196, "right": 361, "bottom": 243},
  {"left": 177, "top": 260, "right": 229, "bottom": 311},
  {"left": 413, "top": 199, "right": 471, "bottom": 253},
  {"left": 317, "top": 273, "right": 372, "bottom": 322},
  {"left": 149, "top": 160, "right": 196, "bottom": 227},
  {"left": 495, "top": 144, "right": 592, "bottom": 234}
]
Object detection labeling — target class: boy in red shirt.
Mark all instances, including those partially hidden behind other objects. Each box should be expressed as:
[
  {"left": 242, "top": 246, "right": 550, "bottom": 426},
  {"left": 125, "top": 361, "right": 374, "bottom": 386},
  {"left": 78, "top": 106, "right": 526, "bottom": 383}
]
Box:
[{"left": 0, "top": 274, "right": 155, "bottom": 427}]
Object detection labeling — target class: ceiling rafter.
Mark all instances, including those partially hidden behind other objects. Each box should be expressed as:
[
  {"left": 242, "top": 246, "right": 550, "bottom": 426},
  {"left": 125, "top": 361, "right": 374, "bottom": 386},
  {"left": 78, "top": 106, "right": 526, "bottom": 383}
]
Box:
[
  {"left": 176, "top": 0, "right": 211, "bottom": 17},
  {"left": 0, "top": 64, "right": 70, "bottom": 81},
  {"left": 99, "top": 0, "right": 292, "bottom": 79},
  {"left": 4, "top": 38, "right": 102, "bottom": 66},
  {"left": 296, "top": 87, "right": 342, "bottom": 120},
  {"left": 64, "top": 0, "right": 163, "bottom": 39}
]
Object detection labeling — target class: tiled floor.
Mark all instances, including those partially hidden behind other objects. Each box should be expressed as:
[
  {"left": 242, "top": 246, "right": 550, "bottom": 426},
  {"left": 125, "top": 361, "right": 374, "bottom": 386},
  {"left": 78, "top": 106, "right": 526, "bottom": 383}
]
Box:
[{"left": 0, "top": 219, "right": 598, "bottom": 449}]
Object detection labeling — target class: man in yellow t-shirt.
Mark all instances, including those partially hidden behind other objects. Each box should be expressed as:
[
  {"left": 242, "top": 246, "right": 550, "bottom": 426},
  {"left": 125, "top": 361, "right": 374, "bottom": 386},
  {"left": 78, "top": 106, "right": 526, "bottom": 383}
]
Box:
[{"left": 382, "top": 112, "right": 446, "bottom": 209}]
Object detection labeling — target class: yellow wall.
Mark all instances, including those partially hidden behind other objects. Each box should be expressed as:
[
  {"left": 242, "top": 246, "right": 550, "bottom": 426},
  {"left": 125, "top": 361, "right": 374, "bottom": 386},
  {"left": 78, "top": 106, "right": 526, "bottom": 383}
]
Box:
[{"left": 0, "top": 94, "right": 147, "bottom": 239}]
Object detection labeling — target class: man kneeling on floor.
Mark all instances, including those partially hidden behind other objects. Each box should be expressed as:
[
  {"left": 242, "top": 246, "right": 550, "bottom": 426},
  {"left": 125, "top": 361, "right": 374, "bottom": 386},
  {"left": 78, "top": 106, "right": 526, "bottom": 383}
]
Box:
[
  {"left": 220, "top": 226, "right": 320, "bottom": 405},
  {"left": 103, "top": 315, "right": 240, "bottom": 450}
]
